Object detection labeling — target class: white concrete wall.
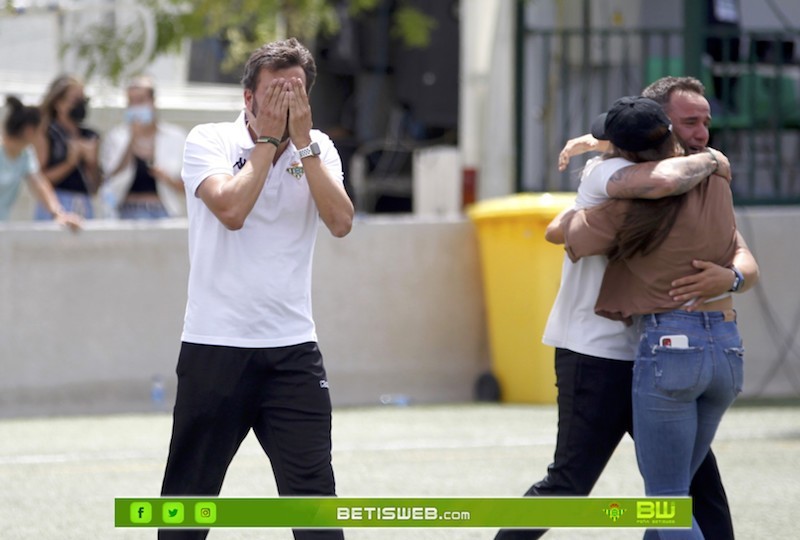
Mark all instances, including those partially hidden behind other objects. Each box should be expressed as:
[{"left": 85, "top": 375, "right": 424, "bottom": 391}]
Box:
[
  {"left": 0, "top": 217, "right": 490, "bottom": 417},
  {"left": 460, "top": 0, "right": 517, "bottom": 200},
  {"left": 728, "top": 207, "right": 800, "bottom": 398},
  {"left": 1, "top": 209, "right": 798, "bottom": 418}
]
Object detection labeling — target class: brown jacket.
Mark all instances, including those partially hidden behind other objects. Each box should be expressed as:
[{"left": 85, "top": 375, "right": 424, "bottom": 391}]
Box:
[{"left": 562, "top": 174, "right": 738, "bottom": 323}]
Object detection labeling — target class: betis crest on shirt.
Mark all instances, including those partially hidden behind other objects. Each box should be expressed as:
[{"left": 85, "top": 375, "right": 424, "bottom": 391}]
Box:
[{"left": 287, "top": 162, "right": 305, "bottom": 179}]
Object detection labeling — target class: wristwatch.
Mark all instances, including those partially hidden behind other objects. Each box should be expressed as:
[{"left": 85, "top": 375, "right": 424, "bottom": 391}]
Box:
[
  {"left": 729, "top": 265, "right": 744, "bottom": 292},
  {"left": 297, "top": 142, "right": 321, "bottom": 159}
]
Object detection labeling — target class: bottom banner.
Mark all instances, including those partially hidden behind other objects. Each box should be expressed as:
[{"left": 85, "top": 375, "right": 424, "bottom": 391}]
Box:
[{"left": 116, "top": 497, "right": 692, "bottom": 529}]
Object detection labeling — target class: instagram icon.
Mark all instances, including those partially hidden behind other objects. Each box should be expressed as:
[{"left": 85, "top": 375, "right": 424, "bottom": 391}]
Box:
[{"left": 195, "top": 502, "right": 217, "bottom": 524}]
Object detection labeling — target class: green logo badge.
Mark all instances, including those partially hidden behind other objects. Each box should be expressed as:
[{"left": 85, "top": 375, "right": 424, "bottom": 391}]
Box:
[
  {"left": 637, "top": 500, "right": 677, "bottom": 520},
  {"left": 130, "top": 502, "right": 152, "bottom": 524},
  {"left": 603, "top": 502, "right": 626, "bottom": 522},
  {"left": 287, "top": 164, "right": 305, "bottom": 179},
  {"left": 163, "top": 502, "right": 185, "bottom": 524},
  {"left": 195, "top": 502, "right": 217, "bottom": 524}
]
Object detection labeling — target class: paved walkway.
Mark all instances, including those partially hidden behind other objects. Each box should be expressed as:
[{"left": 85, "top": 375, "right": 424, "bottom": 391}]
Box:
[{"left": 1, "top": 403, "right": 798, "bottom": 539}]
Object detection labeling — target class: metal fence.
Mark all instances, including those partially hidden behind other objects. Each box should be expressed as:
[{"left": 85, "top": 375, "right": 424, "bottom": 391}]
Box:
[{"left": 517, "top": 26, "right": 800, "bottom": 205}]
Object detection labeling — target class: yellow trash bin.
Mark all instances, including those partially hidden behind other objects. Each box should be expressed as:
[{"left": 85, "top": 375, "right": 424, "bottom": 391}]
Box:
[{"left": 468, "top": 192, "right": 576, "bottom": 404}]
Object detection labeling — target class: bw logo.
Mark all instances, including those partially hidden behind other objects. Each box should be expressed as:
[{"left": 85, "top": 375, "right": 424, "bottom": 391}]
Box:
[{"left": 637, "top": 501, "right": 676, "bottom": 519}]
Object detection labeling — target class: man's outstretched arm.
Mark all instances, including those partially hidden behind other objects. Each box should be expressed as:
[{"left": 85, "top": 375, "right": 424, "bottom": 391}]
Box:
[{"left": 606, "top": 148, "right": 730, "bottom": 199}]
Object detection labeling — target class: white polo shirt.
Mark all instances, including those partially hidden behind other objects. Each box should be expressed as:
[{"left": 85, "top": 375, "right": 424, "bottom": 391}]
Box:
[
  {"left": 542, "top": 156, "right": 639, "bottom": 361},
  {"left": 180, "top": 111, "right": 344, "bottom": 348}
]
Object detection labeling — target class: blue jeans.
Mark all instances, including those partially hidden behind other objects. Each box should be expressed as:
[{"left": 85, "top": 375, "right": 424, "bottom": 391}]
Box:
[
  {"left": 495, "top": 349, "right": 735, "bottom": 540},
  {"left": 634, "top": 311, "right": 744, "bottom": 539},
  {"left": 119, "top": 200, "right": 169, "bottom": 219},
  {"left": 34, "top": 189, "right": 94, "bottom": 220}
]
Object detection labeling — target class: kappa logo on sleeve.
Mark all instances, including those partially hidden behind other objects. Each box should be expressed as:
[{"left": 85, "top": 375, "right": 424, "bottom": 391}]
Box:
[
  {"left": 319, "top": 380, "right": 330, "bottom": 389},
  {"left": 233, "top": 157, "right": 248, "bottom": 172}
]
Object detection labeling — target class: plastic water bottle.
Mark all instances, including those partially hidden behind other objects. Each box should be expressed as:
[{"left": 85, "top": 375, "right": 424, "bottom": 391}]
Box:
[
  {"left": 100, "top": 187, "right": 118, "bottom": 219},
  {"left": 150, "top": 375, "right": 165, "bottom": 410},
  {"left": 379, "top": 394, "right": 411, "bottom": 406}
]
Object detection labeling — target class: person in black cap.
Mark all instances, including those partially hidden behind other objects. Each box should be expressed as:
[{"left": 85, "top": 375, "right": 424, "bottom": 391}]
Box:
[
  {"left": 590, "top": 96, "right": 674, "bottom": 155},
  {"left": 554, "top": 95, "right": 743, "bottom": 539},
  {"left": 495, "top": 89, "right": 752, "bottom": 540}
]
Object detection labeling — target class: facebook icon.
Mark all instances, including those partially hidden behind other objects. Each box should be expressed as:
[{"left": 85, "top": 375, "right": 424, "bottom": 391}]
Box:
[{"left": 130, "top": 502, "right": 152, "bottom": 524}]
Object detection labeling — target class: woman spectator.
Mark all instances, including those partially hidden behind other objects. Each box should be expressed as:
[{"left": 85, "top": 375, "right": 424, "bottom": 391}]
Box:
[
  {"left": 34, "top": 74, "right": 100, "bottom": 219},
  {"left": 99, "top": 75, "right": 186, "bottom": 219}
]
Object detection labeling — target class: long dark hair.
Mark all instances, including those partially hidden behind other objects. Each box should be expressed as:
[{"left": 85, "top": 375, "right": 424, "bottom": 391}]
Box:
[
  {"left": 605, "top": 132, "right": 687, "bottom": 262},
  {"left": 4, "top": 96, "right": 42, "bottom": 136},
  {"left": 40, "top": 74, "right": 82, "bottom": 124}
]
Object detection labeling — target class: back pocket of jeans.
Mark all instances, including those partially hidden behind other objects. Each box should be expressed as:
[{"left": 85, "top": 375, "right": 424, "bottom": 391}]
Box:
[
  {"left": 652, "top": 346, "right": 705, "bottom": 395},
  {"left": 724, "top": 346, "right": 745, "bottom": 395}
]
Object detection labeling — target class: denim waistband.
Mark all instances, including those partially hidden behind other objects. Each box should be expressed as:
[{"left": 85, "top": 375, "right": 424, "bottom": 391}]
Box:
[
  {"left": 120, "top": 199, "right": 164, "bottom": 210},
  {"left": 646, "top": 309, "right": 737, "bottom": 327}
]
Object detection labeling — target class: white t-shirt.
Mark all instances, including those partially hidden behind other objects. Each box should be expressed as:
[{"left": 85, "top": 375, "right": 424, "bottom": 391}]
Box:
[
  {"left": 180, "top": 111, "right": 344, "bottom": 348},
  {"left": 542, "top": 156, "right": 639, "bottom": 361}
]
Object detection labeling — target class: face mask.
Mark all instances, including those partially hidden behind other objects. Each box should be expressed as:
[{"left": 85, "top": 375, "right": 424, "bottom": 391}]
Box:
[
  {"left": 125, "top": 105, "right": 155, "bottom": 125},
  {"left": 68, "top": 99, "right": 88, "bottom": 123}
]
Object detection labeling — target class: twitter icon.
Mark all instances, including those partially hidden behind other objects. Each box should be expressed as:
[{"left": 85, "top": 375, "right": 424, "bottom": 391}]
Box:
[{"left": 163, "top": 502, "right": 185, "bottom": 524}]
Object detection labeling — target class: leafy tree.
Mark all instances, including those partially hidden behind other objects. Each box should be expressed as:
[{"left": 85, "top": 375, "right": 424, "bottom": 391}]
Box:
[{"left": 3, "top": 0, "right": 435, "bottom": 82}]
